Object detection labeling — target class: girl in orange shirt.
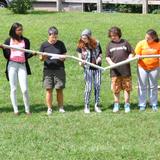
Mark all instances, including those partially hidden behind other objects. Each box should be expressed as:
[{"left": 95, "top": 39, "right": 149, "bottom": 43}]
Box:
[{"left": 135, "top": 29, "right": 160, "bottom": 111}]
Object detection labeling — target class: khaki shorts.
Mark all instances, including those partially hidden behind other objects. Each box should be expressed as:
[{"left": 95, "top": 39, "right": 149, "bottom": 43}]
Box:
[
  {"left": 111, "top": 76, "right": 132, "bottom": 94},
  {"left": 43, "top": 68, "right": 66, "bottom": 89}
]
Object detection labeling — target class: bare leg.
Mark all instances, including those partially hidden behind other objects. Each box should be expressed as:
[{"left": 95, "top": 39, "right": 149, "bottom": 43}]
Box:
[
  {"left": 113, "top": 93, "right": 120, "bottom": 103},
  {"left": 56, "top": 89, "right": 65, "bottom": 113},
  {"left": 124, "top": 90, "right": 130, "bottom": 104},
  {"left": 46, "top": 89, "right": 53, "bottom": 109}
]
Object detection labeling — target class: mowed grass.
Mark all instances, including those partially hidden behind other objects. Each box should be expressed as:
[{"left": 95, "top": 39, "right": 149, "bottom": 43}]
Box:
[{"left": 0, "top": 9, "right": 160, "bottom": 159}]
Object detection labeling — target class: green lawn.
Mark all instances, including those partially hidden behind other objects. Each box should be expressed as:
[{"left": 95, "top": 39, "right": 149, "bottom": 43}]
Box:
[{"left": 0, "top": 9, "right": 160, "bottom": 160}]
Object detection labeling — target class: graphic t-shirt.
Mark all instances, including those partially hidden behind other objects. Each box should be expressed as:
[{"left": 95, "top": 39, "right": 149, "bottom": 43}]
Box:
[{"left": 106, "top": 39, "right": 133, "bottom": 77}]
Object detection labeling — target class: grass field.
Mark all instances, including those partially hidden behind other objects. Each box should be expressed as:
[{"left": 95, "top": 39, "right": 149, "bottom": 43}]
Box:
[{"left": 0, "top": 9, "right": 160, "bottom": 160}]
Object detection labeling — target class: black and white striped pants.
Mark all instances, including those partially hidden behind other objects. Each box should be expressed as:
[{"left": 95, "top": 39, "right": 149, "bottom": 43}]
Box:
[{"left": 84, "top": 69, "right": 101, "bottom": 107}]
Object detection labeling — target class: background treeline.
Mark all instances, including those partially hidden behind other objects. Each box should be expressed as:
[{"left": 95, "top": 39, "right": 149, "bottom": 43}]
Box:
[{"left": 84, "top": 3, "right": 160, "bottom": 14}]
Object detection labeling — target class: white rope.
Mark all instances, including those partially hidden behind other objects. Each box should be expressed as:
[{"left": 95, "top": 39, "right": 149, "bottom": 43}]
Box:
[
  {"left": 1, "top": 44, "right": 160, "bottom": 72},
  {"left": 104, "top": 57, "right": 138, "bottom": 70},
  {"left": 104, "top": 54, "right": 160, "bottom": 70},
  {"left": 1, "top": 44, "right": 105, "bottom": 71}
]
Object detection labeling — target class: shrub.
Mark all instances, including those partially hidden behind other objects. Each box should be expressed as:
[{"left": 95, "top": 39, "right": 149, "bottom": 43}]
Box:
[
  {"left": 9, "top": 0, "right": 33, "bottom": 14},
  {"left": 118, "top": 4, "right": 132, "bottom": 13},
  {"left": 152, "top": 9, "right": 160, "bottom": 14}
]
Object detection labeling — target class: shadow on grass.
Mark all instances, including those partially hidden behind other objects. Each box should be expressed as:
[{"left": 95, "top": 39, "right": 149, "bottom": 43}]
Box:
[
  {"left": 1, "top": 102, "right": 160, "bottom": 113},
  {"left": 30, "top": 104, "right": 46, "bottom": 113},
  {"left": 30, "top": 104, "right": 84, "bottom": 113},
  {"left": 108, "top": 103, "right": 139, "bottom": 110},
  {"left": 64, "top": 104, "right": 113, "bottom": 112},
  {"left": 64, "top": 104, "right": 83, "bottom": 112},
  {"left": 0, "top": 105, "right": 13, "bottom": 113},
  {"left": 65, "top": 104, "right": 111, "bottom": 112},
  {"left": 0, "top": 104, "right": 84, "bottom": 113},
  {"left": 0, "top": 104, "right": 46, "bottom": 114},
  {"left": 0, "top": 103, "right": 118, "bottom": 113}
]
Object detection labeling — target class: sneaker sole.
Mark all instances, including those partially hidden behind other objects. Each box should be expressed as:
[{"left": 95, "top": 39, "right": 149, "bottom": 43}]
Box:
[
  {"left": 113, "top": 110, "right": 119, "bottom": 113},
  {"left": 84, "top": 111, "right": 90, "bottom": 113}
]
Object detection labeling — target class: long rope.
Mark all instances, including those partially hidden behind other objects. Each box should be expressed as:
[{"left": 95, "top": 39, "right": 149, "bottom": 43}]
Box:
[
  {"left": 1, "top": 44, "right": 160, "bottom": 71},
  {"left": 104, "top": 54, "right": 160, "bottom": 70},
  {"left": 1, "top": 44, "right": 105, "bottom": 71},
  {"left": 104, "top": 57, "right": 138, "bottom": 70}
]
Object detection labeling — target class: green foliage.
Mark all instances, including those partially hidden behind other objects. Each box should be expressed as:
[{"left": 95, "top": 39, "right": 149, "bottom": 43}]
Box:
[
  {"left": 118, "top": 4, "right": 132, "bottom": 13},
  {"left": 9, "top": 0, "right": 33, "bottom": 14},
  {"left": 103, "top": 4, "right": 160, "bottom": 14},
  {"left": 152, "top": 9, "right": 160, "bottom": 14},
  {"left": 103, "top": 4, "right": 142, "bottom": 13}
]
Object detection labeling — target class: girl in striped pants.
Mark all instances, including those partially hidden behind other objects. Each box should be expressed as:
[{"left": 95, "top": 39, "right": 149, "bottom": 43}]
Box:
[{"left": 77, "top": 29, "right": 102, "bottom": 113}]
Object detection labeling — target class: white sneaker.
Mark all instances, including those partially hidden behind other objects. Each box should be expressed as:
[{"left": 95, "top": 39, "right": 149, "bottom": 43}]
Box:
[
  {"left": 95, "top": 106, "right": 102, "bottom": 113},
  {"left": 47, "top": 108, "right": 52, "bottom": 116},
  {"left": 59, "top": 108, "right": 65, "bottom": 113},
  {"left": 113, "top": 103, "right": 120, "bottom": 113},
  {"left": 124, "top": 103, "right": 130, "bottom": 113},
  {"left": 84, "top": 108, "right": 90, "bottom": 113},
  {"left": 152, "top": 105, "right": 158, "bottom": 112}
]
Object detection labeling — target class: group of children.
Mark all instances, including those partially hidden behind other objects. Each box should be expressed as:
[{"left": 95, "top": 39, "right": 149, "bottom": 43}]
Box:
[
  {"left": 77, "top": 27, "right": 160, "bottom": 114},
  {"left": 0, "top": 23, "right": 160, "bottom": 115}
]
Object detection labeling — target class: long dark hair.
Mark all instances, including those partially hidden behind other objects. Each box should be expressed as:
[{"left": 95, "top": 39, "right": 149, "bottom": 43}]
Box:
[
  {"left": 9, "top": 22, "right": 23, "bottom": 41},
  {"left": 146, "top": 29, "right": 159, "bottom": 42}
]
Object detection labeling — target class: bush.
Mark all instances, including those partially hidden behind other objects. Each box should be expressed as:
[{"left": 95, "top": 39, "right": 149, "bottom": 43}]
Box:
[
  {"left": 103, "top": 4, "right": 142, "bottom": 13},
  {"left": 9, "top": 0, "right": 33, "bottom": 14},
  {"left": 118, "top": 4, "right": 132, "bottom": 13},
  {"left": 152, "top": 9, "right": 160, "bottom": 14}
]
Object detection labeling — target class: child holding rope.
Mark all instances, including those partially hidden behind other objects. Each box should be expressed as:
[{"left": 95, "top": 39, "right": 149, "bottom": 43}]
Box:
[
  {"left": 77, "top": 29, "right": 102, "bottom": 113},
  {"left": 3, "top": 22, "right": 35, "bottom": 115},
  {"left": 39, "top": 26, "right": 67, "bottom": 115},
  {"left": 135, "top": 29, "right": 160, "bottom": 112},
  {"left": 106, "top": 26, "right": 134, "bottom": 113}
]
